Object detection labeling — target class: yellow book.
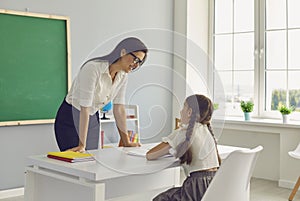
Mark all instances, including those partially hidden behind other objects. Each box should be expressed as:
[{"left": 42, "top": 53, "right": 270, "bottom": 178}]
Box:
[{"left": 47, "top": 151, "right": 94, "bottom": 163}]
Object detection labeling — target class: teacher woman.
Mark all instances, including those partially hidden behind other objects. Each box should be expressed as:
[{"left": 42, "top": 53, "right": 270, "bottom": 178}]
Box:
[{"left": 54, "top": 37, "right": 148, "bottom": 152}]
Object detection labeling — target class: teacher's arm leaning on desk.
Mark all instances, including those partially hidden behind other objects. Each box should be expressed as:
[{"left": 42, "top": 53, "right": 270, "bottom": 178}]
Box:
[{"left": 114, "top": 103, "right": 140, "bottom": 147}]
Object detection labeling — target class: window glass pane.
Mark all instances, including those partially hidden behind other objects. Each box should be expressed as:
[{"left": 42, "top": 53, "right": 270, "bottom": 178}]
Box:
[
  {"left": 288, "top": 0, "right": 300, "bottom": 28},
  {"left": 234, "top": 33, "right": 254, "bottom": 70},
  {"left": 234, "top": 71, "right": 254, "bottom": 102},
  {"left": 215, "top": 0, "right": 233, "bottom": 34},
  {"left": 265, "top": 71, "right": 287, "bottom": 111},
  {"left": 214, "top": 71, "right": 226, "bottom": 103},
  {"left": 216, "top": 71, "right": 232, "bottom": 95},
  {"left": 288, "top": 71, "right": 300, "bottom": 112},
  {"left": 216, "top": 71, "right": 240, "bottom": 115},
  {"left": 266, "top": 31, "right": 287, "bottom": 69},
  {"left": 266, "top": 0, "right": 286, "bottom": 30},
  {"left": 234, "top": 0, "right": 254, "bottom": 32},
  {"left": 214, "top": 35, "right": 233, "bottom": 70},
  {"left": 225, "top": 101, "right": 241, "bottom": 115},
  {"left": 288, "top": 29, "right": 300, "bottom": 69}
]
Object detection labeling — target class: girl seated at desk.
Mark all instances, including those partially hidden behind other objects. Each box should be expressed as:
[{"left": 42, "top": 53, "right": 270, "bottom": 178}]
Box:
[{"left": 146, "top": 94, "right": 221, "bottom": 201}]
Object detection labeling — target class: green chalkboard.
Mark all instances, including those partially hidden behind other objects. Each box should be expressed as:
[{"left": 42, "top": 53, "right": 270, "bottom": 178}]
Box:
[{"left": 0, "top": 10, "right": 70, "bottom": 126}]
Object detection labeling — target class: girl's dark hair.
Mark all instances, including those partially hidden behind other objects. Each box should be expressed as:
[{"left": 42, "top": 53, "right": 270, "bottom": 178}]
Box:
[
  {"left": 175, "top": 94, "right": 221, "bottom": 165},
  {"left": 83, "top": 37, "right": 148, "bottom": 66}
]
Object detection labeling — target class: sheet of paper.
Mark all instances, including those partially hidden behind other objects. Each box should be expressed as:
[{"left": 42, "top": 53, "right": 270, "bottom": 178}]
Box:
[
  {"left": 126, "top": 148, "right": 149, "bottom": 157},
  {"left": 125, "top": 147, "right": 173, "bottom": 158}
]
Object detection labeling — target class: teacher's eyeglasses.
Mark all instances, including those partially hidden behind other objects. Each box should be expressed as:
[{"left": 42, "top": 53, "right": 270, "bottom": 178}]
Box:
[{"left": 129, "top": 52, "right": 144, "bottom": 67}]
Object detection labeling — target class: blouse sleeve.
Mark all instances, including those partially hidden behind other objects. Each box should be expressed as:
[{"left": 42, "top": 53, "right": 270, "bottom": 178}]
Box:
[
  {"left": 78, "top": 62, "right": 99, "bottom": 107},
  {"left": 162, "top": 128, "right": 186, "bottom": 149}
]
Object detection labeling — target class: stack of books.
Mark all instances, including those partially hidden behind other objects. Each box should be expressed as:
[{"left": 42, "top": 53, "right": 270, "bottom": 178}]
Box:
[
  {"left": 118, "top": 130, "right": 139, "bottom": 147},
  {"left": 47, "top": 151, "right": 95, "bottom": 163},
  {"left": 128, "top": 130, "right": 138, "bottom": 143}
]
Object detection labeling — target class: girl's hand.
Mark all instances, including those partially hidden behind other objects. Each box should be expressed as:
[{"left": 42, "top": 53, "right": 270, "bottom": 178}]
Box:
[{"left": 67, "top": 145, "right": 86, "bottom": 153}]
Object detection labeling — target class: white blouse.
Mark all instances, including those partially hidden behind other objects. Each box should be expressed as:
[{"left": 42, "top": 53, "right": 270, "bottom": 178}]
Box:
[
  {"left": 66, "top": 60, "right": 128, "bottom": 115},
  {"left": 162, "top": 123, "right": 219, "bottom": 176}
]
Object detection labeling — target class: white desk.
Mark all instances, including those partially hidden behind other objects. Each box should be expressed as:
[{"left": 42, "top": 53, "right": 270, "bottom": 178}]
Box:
[{"left": 24, "top": 144, "right": 246, "bottom": 201}]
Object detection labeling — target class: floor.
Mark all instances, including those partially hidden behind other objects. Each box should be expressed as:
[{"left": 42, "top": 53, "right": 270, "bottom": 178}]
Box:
[
  {"left": 250, "top": 178, "right": 300, "bottom": 201},
  {"left": 1, "top": 178, "right": 299, "bottom": 201}
]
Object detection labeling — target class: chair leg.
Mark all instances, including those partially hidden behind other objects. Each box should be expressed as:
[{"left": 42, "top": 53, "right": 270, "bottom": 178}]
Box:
[{"left": 289, "top": 176, "right": 300, "bottom": 201}]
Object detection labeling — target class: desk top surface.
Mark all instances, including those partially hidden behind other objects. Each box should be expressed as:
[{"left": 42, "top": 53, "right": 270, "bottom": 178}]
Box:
[{"left": 26, "top": 143, "right": 247, "bottom": 181}]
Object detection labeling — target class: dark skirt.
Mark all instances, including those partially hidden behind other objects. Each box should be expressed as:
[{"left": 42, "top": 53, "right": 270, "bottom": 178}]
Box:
[
  {"left": 54, "top": 99, "right": 100, "bottom": 151},
  {"left": 153, "top": 170, "right": 216, "bottom": 201}
]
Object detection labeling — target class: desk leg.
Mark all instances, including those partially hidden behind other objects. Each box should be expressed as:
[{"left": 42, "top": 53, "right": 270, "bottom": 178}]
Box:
[
  {"left": 24, "top": 169, "right": 36, "bottom": 201},
  {"left": 24, "top": 167, "right": 105, "bottom": 201},
  {"left": 93, "top": 182, "right": 105, "bottom": 201},
  {"left": 247, "top": 183, "right": 250, "bottom": 201}
]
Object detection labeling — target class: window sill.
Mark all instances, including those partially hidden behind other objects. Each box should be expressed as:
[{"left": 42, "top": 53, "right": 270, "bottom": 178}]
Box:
[
  {"left": 224, "top": 116, "right": 300, "bottom": 129},
  {"left": 212, "top": 116, "right": 300, "bottom": 133}
]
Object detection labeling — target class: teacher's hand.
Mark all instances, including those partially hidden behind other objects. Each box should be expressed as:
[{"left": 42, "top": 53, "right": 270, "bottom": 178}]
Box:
[
  {"left": 67, "top": 145, "right": 86, "bottom": 153},
  {"left": 122, "top": 141, "right": 141, "bottom": 147},
  {"left": 127, "top": 142, "right": 141, "bottom": 147},
  {"left": 118, "top": 139, "right": 141, "bottom": 147}
]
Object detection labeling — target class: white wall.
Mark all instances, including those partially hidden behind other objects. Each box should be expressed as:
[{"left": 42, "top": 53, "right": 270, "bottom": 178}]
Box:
[
  {"left": 0, "top": 0, "right": 174, "bottom": 190},
  {"left": 186, "top": 0, "right": 210, "bottom": 97},
  {"left": 172, "top": 0, "right": 211, "bottom": 119}
]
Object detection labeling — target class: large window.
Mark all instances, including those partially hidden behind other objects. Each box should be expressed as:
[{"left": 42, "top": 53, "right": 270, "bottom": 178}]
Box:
[{"left": 212, "top": 0, "right": 300, "bottom": 119}]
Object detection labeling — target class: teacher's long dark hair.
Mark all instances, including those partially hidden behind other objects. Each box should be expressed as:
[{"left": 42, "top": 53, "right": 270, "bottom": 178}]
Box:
[
  {"left": 82, "top": 37, "right": 148, "bottom": 67},
  {"left": 175, "top": 94, "right": 221, "bottom": 165}
]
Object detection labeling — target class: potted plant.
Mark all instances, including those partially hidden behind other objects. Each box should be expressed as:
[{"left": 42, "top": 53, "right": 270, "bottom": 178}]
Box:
[
  {"left": 278, "top": 104, "right": 294, "bottom": 123},
  {"left": 240, "top": 100, "right": 254, "bottom": 121},
  {"left": 213, "top": 103, "right": 219, "bottom": 110}
]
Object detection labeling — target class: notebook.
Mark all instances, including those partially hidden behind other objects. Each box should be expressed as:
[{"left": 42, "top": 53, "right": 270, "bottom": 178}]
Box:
[{"left": 47, "top": 151, "right": 95, "bottom": 163}]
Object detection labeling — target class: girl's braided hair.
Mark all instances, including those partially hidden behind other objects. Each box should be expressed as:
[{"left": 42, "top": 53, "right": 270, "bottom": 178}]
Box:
[{"left": 175, "top": 94, "right": 221, "bottom": 165}]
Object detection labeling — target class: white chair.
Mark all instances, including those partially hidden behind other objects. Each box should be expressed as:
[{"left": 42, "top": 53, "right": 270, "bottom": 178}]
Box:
[
  {"left": 288, "top": 142, "right": 300, "bottom": 201},
  {"left": 202, "top": 145, "right": 263, "bottom": 201}
]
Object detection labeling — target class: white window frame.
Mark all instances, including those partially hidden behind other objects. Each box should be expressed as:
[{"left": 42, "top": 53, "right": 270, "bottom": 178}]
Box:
[{"left": 209, "top": 0, "right": 300, "bottom": 121}]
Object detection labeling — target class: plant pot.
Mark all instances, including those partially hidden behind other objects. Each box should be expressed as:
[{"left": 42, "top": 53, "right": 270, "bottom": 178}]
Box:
[
  {"left": 282, "top": 114, "right": 289, "bottom": 124},
  {"left": 244, "top": 112, "right": 251, "bottom": 121}
]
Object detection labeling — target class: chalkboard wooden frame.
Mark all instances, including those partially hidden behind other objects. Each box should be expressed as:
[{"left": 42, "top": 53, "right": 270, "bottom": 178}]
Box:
[{"left": 0, "top": 9, "right": 71, "bottom": 126}]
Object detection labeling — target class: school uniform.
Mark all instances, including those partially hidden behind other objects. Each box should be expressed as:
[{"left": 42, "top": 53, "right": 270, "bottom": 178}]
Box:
[
  {"left": 54, "top": 60, "right": 128, "bottom": 151},
  {"left": 153, "top": 123, "right": 219, "bottom": 201}
]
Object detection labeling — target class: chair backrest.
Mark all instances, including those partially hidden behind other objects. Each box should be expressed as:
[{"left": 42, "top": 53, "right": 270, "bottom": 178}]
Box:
[
  {"left": 202, "top": 145, "right": 263, "bottom": 201},
  {"left": 288, "top": 142, "right": 300, "bottom": 159}
]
